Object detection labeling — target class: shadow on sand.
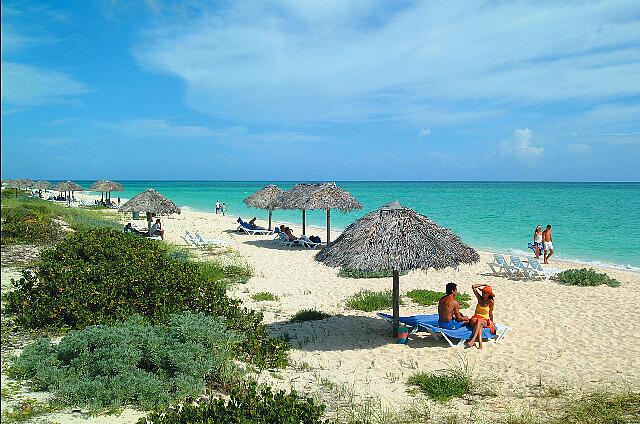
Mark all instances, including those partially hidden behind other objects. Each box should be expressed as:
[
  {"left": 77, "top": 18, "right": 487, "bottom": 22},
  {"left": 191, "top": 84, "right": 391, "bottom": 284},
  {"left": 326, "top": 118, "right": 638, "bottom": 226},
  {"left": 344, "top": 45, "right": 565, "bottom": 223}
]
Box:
[
  {"left": 243, "top": 239, "right": 315, "bottom": 251},
  {"left": 267, "top": 314, "right": 456, "bottom": 351}
]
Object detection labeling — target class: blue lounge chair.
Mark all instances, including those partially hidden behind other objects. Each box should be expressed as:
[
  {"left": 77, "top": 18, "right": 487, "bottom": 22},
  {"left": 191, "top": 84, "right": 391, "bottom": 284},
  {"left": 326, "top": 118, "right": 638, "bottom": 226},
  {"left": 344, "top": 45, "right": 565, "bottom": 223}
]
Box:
[{"left": 377, "top": 313, "right": 511, "bottom": 348}]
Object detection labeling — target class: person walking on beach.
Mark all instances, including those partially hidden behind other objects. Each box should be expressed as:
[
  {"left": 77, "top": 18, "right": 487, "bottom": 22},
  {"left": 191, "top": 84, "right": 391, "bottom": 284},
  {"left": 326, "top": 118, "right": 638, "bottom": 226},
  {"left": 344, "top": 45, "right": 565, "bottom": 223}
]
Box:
[
  {"left": 437, "top": 283, "right": 469, "bottom": 330},
  {"left": 543, "top": 224, "right": 554, "bottom": 264},
  {"left": 533, "top": 225, "right": 543, "bottom": 259},
  {"left": 221, "top": 203, "right": 226, "bottom": 216},
  {"left": 468, "top": 284, "right": 495, "bottom": 350},
  {"left": 215, "top": 200, "right": 220, "bottom": 215}
]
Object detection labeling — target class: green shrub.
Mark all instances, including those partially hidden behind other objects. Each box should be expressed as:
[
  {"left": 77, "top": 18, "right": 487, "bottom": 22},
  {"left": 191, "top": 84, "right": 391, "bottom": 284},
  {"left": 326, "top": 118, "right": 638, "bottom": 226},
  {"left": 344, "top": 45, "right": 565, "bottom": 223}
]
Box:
[
  {"left": 198, "top": 255, "right": 253, "bottom": 288},
  {"left": 290, "top": 309, "right": 331, "bottom": 323},
  {"left": 5, "top": 229, "right": 288, "bottom": 368},
  {"left": 138, "top": 382, "right": 326, "bottom": 424},
  {"left": 345, "top": 290, "right": 397, "bottom": 312},
  {"left": 252, "top": 292, "right": 279, "bottom": 302},
  {"left": 338, "top": 268, "right": 407, "bottom": 279},
  {"left": 406, "top": 289, "right": 471, "bottom": 308},
  {"left": 407, "top": 367, "right": 472, "bottom": 402},
  {"left": 557, "top": 268, "right": 621, "bottom": 287},
  {"left": 1, "top": 203, "right": 62, "bottom": 245},
  {"left": 9, "top": 312, "right": 240, "bottom": 410},
  {"left": 554, "top": 391, "right": 640, "bottom": 423}
]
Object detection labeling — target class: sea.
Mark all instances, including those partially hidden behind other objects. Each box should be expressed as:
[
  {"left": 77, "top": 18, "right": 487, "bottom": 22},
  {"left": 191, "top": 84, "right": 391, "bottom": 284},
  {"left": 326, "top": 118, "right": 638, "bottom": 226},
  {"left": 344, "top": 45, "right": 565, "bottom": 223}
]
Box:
[{"left": 74, "top": 181, "right": 640, "bottom": 270}]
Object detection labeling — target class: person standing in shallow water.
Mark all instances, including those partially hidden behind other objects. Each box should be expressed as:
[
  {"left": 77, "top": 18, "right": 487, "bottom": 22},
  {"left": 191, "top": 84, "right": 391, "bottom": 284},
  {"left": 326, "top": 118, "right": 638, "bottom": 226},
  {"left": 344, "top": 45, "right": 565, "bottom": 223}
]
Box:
[
  {"left": 221, "top": 203, "right": 226, "bottom": 216},
  {"left": 215, "top": 200, "right": 220, "bottom": 215},
  {"left": 533, "top": 225, "right": 543, "bottom": 259},
  {"left": 543, "top": 224, "right": 554, "bottom": 264}
]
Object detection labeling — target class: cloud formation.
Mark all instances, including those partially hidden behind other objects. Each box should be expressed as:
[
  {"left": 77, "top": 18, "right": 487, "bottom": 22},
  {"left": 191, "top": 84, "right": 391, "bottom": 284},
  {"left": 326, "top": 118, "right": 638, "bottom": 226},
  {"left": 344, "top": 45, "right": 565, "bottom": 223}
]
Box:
[{"left": 135, "top": 0, "right": 640, "bottom": 124}]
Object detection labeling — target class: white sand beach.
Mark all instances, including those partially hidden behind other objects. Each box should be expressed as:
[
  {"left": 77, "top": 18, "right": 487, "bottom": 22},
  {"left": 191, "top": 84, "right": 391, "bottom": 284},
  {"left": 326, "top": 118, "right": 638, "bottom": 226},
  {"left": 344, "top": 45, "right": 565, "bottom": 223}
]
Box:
[{"left": 2, "top": 194, "right": 639, "bottom": 422}]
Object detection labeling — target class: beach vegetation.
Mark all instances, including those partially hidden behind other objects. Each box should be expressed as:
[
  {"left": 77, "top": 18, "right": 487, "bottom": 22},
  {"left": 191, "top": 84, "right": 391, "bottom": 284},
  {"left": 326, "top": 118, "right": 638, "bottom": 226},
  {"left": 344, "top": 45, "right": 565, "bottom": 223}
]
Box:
[
  {"left": 252, "top": 292, "right": 279, "bottom": 302},
  {"left": 406, "top": 289, "right": 471, "bottom": 308},
  {"left": 345, "top": 290, "right": 396, "bottom": 312},
  {"left": 557, "top": 268, "right": 621, "bottom": 287},
  {"left": 290, "top": 309, "right": 331, "bottom": 322},
  {"left": 8, "top": 312, "right": 240, "bottom": 410},
  {"left": 0, "top": 397, "right": 62, "bottom": 423},
  {"left": 553, "top": 390, "right": 639, "bottom": 423},
  {"left": 137, "top": 382, "right": 326, "bottom": 424},
  {"left": 407, "top": 361, "right": 472, "bottom": 402},
  {"left": 5, "top": 229, "right": 288, "bottom": 368},
  {"left": 197, "top": 249, "right": 254, "bottom": 287},
  {"left": 338, "top": 268, "right": 407, "bottom": 278}
]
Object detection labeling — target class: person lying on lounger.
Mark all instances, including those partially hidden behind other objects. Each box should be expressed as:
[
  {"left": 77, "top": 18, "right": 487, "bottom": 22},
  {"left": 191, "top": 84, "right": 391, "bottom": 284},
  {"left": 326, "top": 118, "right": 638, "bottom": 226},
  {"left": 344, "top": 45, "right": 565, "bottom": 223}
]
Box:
[
  {"left": 284, "top": 227, "right": 298, "bottom": 241},
  {"left": 468, "top": 284, "right": 495, "bottom": 349},
  {"left": 437, "top": 282, "right": 469, "bottom": 330}
]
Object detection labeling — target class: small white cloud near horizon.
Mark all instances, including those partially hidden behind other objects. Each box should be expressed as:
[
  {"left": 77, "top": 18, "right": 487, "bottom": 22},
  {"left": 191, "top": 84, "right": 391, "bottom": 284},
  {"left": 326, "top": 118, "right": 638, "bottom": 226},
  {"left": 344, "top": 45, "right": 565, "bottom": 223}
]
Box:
[
  {"left": 419, "top": 128, "right": 432, "bottom": 137},
  {"left": 101, "top": 119, "right": 246, "bottom": 139},
  {"left": 500, "top": 128, "right": 544, "bottom": 159}
]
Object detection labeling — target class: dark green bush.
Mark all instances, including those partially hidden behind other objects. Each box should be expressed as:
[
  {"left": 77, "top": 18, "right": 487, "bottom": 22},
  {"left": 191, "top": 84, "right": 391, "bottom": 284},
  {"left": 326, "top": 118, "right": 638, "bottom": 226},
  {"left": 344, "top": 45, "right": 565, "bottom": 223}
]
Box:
[
  {"left": 406, "top": 289, "right": 471, "bottom": 308},
  {"left": 345, "top": 290, "right": 398, "bottom": 312},
  {"left": 338, "top": 268, "right": 407, "bottom": 279},
  {"left": 290, "top": 309, "right": 331, "bottom": 323},
  {"left": 252, "top": 292, "right": 279, "bottom": 302},
  {"left": 9, "top": 313, "right": 240, "bottom": 410},
  {"left": 1, "top": 203, "right": 62, "bottom": 245},
  {"left": 5, "top": 229, "right": 288, "bottom": 368},
  {"left": 138, "top": 382, "right": 326, "bottom": 424},
  {"left": 407, "top": 368, "right": 471, "bottom": 402},
  {"left": 557, "top": 268, "right": 621, "bottom": 287}
]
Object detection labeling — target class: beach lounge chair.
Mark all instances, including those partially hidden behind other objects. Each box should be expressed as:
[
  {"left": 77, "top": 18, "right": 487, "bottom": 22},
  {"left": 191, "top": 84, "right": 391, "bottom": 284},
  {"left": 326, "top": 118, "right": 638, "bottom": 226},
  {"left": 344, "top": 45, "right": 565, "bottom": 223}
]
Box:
[
  {"left": 297, "top": 235, "right": 325, "bottom": 249},
  {"left": 194, "top": 232, "right": 229, "bottom": 247},
  {"left": 487, "top": 254, "right": 520, "bottom": 278},
  {"left": 526, "top": 258, "right": 560, "bottom": 280},
  {"left": 510, "top": 256, "right": 536, "bottom": 279},
  {"left": 377, "top": 313, "right": 511, "bottom": 348},
  {"left": 274, "top": 232, "right": 299, "bottom": 247},
  {"left": 236, "top": 218, "right": 273, "bottom": 235}
]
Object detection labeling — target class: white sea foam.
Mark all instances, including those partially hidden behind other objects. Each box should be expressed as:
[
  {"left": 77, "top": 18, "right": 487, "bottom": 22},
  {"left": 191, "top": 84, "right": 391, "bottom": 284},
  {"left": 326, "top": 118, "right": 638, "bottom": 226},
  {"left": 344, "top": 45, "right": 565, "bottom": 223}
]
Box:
[{"left": 500, "top": 247, "right": 640, "bottom": 273}]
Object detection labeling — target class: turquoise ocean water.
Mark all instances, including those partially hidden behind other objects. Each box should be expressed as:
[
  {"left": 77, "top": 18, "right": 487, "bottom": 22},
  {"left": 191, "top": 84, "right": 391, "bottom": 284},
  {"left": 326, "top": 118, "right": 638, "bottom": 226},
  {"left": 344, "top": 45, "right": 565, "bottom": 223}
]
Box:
[{"left": 74, "top": 181, "right": 640, "bottom": 269}]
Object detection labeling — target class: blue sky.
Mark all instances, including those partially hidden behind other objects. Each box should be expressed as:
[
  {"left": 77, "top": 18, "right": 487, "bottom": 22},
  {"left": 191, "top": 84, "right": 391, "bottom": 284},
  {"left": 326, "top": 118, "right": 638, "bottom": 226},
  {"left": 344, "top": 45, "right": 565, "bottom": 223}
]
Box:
[{"left": 2, "top": 0, "right": 639, "bottom": 181}]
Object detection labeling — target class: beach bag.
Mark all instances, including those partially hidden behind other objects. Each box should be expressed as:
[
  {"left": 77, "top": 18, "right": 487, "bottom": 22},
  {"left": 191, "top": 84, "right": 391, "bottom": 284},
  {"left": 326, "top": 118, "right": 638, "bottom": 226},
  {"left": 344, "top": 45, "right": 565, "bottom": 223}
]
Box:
[{"left": 396, "top": 325, "right": 409, "bottom": 344}]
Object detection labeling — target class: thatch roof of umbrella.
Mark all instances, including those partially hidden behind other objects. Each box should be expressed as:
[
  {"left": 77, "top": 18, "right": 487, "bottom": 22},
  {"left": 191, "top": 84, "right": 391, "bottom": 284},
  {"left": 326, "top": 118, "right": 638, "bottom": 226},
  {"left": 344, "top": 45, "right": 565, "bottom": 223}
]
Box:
[
  {"left": 316, "top": 201, "right": 478, "bottom": 337},
  {"left": 271, "top": 182, "right": 362, "bottom": 241},
  {"left": 119, "top": 189, "right": 180, "bottom": 235},
  {"left": 89, "top": 180, "right": 124, "bottom": 192},
  {"left": 243, "top": 185, "right": 283, "bottom": 230},
  {"left": 53, "top": 181, "right": 84, "bottom": 192},
  {"left": 32, "top": 181, "right": 52, "bottom": 190},
  {"left": 8, "top": 179, "right": 34, "bottom": 189}
]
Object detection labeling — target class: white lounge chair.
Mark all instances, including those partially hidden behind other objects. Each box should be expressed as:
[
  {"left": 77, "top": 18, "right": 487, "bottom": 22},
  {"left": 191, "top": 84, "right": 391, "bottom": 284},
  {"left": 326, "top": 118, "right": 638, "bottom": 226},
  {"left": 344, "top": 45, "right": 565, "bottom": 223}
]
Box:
[
  {"left": 509, "top": 256, "right": 535, "bottom": 279},
  {"left": 487, "top": 254, "right": 520, "bottom": 279},
  {"left": 194, "top": 232, "right": 229, "bottom": 247},
  {"left": 527, "top": 258, "right": 560, "bottom": 280},
  {"left": 297, "top": 235, "right": 325, "bottom": 249},
  {"left": 274, "top": 232, "right": 299, "bottom": 247}
]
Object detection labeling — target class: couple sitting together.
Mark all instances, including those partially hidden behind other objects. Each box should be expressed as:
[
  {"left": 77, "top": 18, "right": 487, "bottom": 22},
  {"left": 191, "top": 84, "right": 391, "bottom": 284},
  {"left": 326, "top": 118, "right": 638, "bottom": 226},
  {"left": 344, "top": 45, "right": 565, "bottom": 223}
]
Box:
[
  {"left": 438, "top": 282, "right": 495, "bottom": 349},
  {"left": 276, "top": 225, "right": 322, "bottom": 243}
]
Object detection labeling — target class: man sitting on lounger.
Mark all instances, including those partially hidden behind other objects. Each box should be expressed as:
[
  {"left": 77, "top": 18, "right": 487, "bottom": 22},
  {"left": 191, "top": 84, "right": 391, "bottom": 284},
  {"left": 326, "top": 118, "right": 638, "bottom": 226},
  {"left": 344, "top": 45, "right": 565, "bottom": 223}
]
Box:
[
  {"left": 284, "top": 227, "right": 298, "bottom": 242},
  {"left": 150, "top": 219, "right": 164, "bottom": 239},
  {"left": 248, "top": 217, "right": 265, "bottom": 230},
  {"left": 437, "top": 283, "right": 469, "bottom": 330}
]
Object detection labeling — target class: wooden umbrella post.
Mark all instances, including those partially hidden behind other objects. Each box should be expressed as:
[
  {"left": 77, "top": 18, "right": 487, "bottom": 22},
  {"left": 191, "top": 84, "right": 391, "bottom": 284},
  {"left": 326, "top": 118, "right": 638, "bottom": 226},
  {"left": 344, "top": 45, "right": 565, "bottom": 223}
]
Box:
[
  {"left": 326, "top": 209, "right": 331, "bottom": 243},
  {"left": 268, "top": 209, "right": 272, "bottom": 231},
  {"left": 392, "top": 270, "right": 400, "bottom": 338},
  {"left": 146, "top": 212, "right": 153, "bottom": 235},
  {"left": 302, "top": 209, "right": 306, "bottom": 235}
]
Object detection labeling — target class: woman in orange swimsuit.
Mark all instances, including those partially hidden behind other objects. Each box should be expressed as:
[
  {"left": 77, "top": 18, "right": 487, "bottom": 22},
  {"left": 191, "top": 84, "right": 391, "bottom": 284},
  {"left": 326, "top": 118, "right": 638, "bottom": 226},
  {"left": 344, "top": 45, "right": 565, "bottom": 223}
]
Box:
[{"left": 467, "top": 284, "right": 494, "bottom": 349}]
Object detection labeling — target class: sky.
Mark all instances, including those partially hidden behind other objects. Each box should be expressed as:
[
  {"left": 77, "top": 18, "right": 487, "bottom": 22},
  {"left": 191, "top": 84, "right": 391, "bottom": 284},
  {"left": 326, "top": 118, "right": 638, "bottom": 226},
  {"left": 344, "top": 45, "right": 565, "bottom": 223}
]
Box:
[{"left": 1, "top": 0, "right": 639, "bottom": 181}]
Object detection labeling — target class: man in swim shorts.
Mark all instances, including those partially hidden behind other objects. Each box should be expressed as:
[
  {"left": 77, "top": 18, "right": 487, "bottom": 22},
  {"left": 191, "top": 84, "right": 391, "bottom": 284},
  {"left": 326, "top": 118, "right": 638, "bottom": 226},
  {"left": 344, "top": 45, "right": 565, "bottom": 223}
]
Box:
[
  {"left": 543, "top": 224, "right": 554, "bottom": 264},
  {"left": 437, "top": 283, "right": 469, "bottom": 330}
]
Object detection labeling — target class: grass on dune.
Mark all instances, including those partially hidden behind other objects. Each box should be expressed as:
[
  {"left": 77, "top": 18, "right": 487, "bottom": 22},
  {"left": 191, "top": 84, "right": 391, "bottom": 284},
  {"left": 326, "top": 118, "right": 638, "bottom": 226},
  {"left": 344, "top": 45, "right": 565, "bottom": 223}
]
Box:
[
  {"left": 290, "top": 309, "right": 331, "bottom": 323},
  {"left": 251, "top": 292, "right": 279, "bottom": 302},
  {"left": 406, "top": 289, "right": 471, "bottom": 308},
  {"left": 345, "top": 290, "right": 397, "bottom": 312},
  {"left": 407, "top": 361, "right": 473, "bottom": 402},
  {"left": 554, "top": 391, "right": 640, "bottom": 423}
]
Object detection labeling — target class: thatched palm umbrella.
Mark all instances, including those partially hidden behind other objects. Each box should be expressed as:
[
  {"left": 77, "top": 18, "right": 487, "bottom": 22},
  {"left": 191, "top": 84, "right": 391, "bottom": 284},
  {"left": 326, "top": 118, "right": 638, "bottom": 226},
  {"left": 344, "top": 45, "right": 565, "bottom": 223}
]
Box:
[
  {"left": 243, "top": 185, "right": 283, "bottom": 231},
  {"left": 90, "top": 180, "right": 124, "bottom": 203},
  {"left": 118, "top": 189, "right": 180, "bottom": 235},
  {"left": 53, "top": 181, "right": 83, "bottom": 203},
  {"left": 270, "top": 183, "right": 317, "bottom": 236},
  {"left": 316, "top": 201, "right": 479, "bottom": 337},
  {"left": 6, "top": 179, "right": 34, "bottom": 197},
  {"left": 32, "top": 181, "right": 51, "bottom": 191}
]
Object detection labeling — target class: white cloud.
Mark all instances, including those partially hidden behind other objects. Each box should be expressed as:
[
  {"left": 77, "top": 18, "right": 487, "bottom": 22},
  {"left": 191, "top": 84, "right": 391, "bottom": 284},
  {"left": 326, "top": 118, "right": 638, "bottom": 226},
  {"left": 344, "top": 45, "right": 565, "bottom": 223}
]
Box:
[
  {"left": 101, "top": 119, "right": 243, "bottom": 139},
  {"left": 135, "top": 0, "right": 640, "bottom": 124},
  {"left": 1, "top": 62, "right": 89, "bottom": 107},
  {"left": 500, "top": 128, "right": 544, "bottom": 158},
  {"left": 419, "top": 128, "right": 432, "bottom": 137}
]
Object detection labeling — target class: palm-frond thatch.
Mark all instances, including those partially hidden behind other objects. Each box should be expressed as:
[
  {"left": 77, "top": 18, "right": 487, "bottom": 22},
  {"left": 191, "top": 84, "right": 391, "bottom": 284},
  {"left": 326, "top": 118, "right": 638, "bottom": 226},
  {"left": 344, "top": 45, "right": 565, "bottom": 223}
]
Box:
[
  {"left": 89, "top": 180, "right": 124, "bottom": 192},
  {"left": 53, "top": 181, "right": 84, "bottom": 192},
  {"left": 32, "top": 181, "right": 52, "bottom": 190},
  {"left": 243, "top": 185, "right": 283, "bottom": 230},
  {"left": 271, "top": 182, "right": 362, "bottom": 241},
  {"left": 119, "top": 189, "right": 180, "bottom": 215},
  {"left": 315, "top": 201, "right": 478, "bottom": 337},
  {"left": 7, "top": 179, "right": 35, "bottom": 189}
]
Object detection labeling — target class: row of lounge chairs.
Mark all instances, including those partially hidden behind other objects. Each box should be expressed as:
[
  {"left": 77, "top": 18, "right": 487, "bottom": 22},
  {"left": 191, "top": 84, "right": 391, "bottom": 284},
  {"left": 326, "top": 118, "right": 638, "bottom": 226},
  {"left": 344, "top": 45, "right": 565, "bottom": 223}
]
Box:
[
  {"left": 377, "top": 313, "right": 511, "bottom": 348},
  {"left": 182, "top": 231, "right": 229, "bottom": 248},
  {"left": 272, "top": 231, "right": 325, "bottom": 249},
  {"left": 487, "top": 254, "right": 560, "bottom": 280}
]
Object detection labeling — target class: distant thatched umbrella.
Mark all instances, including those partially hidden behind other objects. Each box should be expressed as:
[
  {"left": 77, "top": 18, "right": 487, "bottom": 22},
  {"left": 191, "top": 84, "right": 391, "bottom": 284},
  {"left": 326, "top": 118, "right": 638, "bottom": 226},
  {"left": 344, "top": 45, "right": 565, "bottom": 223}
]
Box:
[
  {"left": 53, "top": 180, "right": 84, "bottom": 204},
  {"left": 6, "top": 179, "right": 34, "bottom": 197},
  {"left": 316, "top": 201, "right": 479, "bottom": 337},
  {"left": 119, "top": 189, "right": 180, "bottom": 235},
  {"left": 90, "top": 180, "right": 124, "bottom": 203},
  {"left": 32, "top": 181, "right": 52, "bottom": 191},
  {"left": 271, "top": 182, "right": 362, "bottom": 242},
  {"left": 243, "top": 185, "right": 283, "bottom": 231}
]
